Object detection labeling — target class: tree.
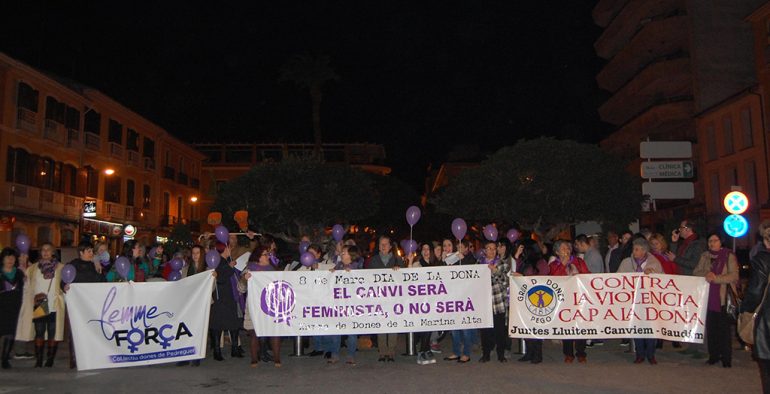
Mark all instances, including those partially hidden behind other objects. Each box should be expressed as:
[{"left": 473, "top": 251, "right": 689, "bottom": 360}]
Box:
[
  {"left": 166, "top": 223, "right": 193, "bottom": 256},
  {"left": 210, "top": 158, "right": 376, "bottom": 242},
  {"left": 434, "top": 138, "right": 641, "bottom": 239},
  {"left": 279, "top": 53, "right": 339, "bottom": 155}
]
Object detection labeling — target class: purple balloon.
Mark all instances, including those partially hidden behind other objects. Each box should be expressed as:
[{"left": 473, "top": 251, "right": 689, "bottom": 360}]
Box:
[
  {"left": 61, "top": 264, "right": 77, "bottom": 284},
  {"left": 300, "top": 252, "right": 315, "bottom": 267},
  {"left": 298, "top": 241, "right": 310, "bottom": 254},
  {"left": 15, "top": 234, "right": 30, "bottom": 254},
  {"left": 214, "top": 225, "right": 230, "bottom": 244},
  {"left": 205, "top": 250, "right": 220, "bottom": 269},
  {"left": 451, "top": 218, "right": 467, "bottom": 240},
  {"left": 169, "top": 258, "right": 184, "bottom": 271},
  {"left": 406, "top": 205, "right": 421, "bottom": 227},
  {"left": 168, "top": 271, "right": 182, "bottom": 281},
  {"left": 332, "top": 224, "right": 345, "bottom": 242},
  {"left": 399, "top": 239, "right": 409, "bottom": 251},
  {"left": 506, "top": 229, "right": 520, "bottom": 243},
  {"left": 405, "top": 240, "right": 418, "bottom": 255},
  {"left": 483, "top": 225, "right": 499, "bottom": 241},
  {"left": 115, "top": 256, "right": 130, "bottom": 279}
]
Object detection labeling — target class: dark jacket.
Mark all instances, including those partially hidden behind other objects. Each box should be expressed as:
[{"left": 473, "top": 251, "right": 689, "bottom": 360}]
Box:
[
  {"left": 670, "top": 236, "right": 707, "bottom": 275},
  {"left": 0, "top": 268, "right": 24, "bottom": 336},
  {"left": 367, "top": 253, "right": 403, "bottom": 269},
  {"left": 68, "top": 258, "right": 106, "bottom": 285},
  {"left": 210, "top": 258, "right": 242, "bottom": 331},
  {"left": 743, "top": 249, "right": 770, "bottom": 360},
  {"left": 608, "top": 243, "right": 630, "bottom": 273}
]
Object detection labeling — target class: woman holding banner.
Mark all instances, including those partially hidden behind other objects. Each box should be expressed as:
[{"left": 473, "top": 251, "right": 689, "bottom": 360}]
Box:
[
  {"left": 478, "top": 240, "right": 512, "bottom": 363},
  {"left": 16, "top": 243, "right": 65, "bottom": 368},
  {"left": 239, "top": 245, "right": 282, "bottom": 367},
  {"left": 694, "top": 233, "right": 739, "bottom": 368},
  {"left": 617, "top": 238, "right": 663, "bottom": 365},
  {"left": 1, "top": 248, "right": 24, "bottom": 369},
  {"left": 443, "top": 239, "right": 476, "bottom": 363},
  {"left": 209, "top": 242, "right": 244, "bottom": 363},
  {"left": 367, "top": 235, "right": 403, "bottom": 362},
  {"left": 516, "top": 240, "right": 548, "bottom": 364},
  {"left": 328, "top": 245, "right": 363, "bottom": 365},
  {"left": 549, "top": 239, "right": 590, "bottom": 363}
]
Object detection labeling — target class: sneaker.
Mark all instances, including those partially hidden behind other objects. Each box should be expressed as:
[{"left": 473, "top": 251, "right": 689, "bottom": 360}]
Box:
[
  {"left": 416, "top": 352, "right": 427, "bottom": 365},
  {"left": 593, "top": 340, "right": 604, "bottom": 346},
  {"left": 619, "top": 340, "right": 630, "bottom": 347},
  {"left": 14, "top": 352, "right": 33, "bottom": 360},
  {"left": 430, "top": 343, "right": 442, "bottom": 353},
  {"left": 585, "top": 342, "right": 594, "bottom": 348},
  {"left": 426, "top": 352, "right": 437, "bottom": 364}
]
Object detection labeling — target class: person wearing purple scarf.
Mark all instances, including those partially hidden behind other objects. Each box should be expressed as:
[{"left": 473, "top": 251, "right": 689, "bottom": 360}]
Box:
[
  {"left": 694, "top": 232, "right": 739, "bottom": 368},
  {"left": 239, "top": 245, "right": 282, "bottom": 367},
  {"left": 327, "top": 245, "right": 362, "bottom": 365},
  {"left": 618, "top": 238, "right": 663, "bottom": 364}
]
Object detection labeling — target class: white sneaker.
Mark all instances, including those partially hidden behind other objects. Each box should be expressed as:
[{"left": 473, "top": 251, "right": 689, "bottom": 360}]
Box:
[{"left": 425, "top": 351, "right": 437, "bottom": 364}]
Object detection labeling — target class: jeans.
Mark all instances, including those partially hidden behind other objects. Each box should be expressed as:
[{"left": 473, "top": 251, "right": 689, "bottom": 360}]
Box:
[
  {"left": 315, "top": 336, "right": 332, "bottom": 352},
  {"left": 451, "top": 330, "right": 475, "bottom": 357},
  {"left": 328, "top": 335, "right": 358, "bottom": 359}
]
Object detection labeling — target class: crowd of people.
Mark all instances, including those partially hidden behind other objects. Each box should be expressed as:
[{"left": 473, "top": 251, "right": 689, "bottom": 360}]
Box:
[{"left": 0, "top": 219, "right": 769, "bottom": 392}]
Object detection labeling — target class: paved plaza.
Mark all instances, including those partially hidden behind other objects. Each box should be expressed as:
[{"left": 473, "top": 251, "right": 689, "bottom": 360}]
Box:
[{"left": 0, "top": 336, "right": 762, "bottom": 393}]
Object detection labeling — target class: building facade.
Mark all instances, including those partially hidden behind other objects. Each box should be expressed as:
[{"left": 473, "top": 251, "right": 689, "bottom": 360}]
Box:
[
  {"left": 594, "top": 0, "right": 765, "bottom": 231},
  {"left": 0, "top": 52, "right": 204, "bottom": 252}
]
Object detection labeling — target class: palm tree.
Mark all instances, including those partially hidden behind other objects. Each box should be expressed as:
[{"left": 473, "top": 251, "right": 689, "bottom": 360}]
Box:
[{"left": 279, "top": 53, "right": 339, "bottom": 156}]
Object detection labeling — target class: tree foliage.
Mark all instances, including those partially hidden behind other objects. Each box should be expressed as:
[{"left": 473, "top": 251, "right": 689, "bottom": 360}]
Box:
[
  {"left": 166, "top": 223, "right": 193, "bottom": 256},
  {"left": 434, "top": 138, "right": 641, "bottom": 237},
  {"left": 211, "top": 158, "right": 377, "bottom": 241}
]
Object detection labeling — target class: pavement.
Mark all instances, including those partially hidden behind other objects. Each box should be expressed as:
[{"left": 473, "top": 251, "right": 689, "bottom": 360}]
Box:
[{"left": 0, "top": 336, "right": 762, "bottom": 394}]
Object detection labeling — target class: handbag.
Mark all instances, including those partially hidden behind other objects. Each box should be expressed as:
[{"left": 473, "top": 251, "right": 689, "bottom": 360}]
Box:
[
  {"left": 738, "top": 273, "right": 770, "bottom": 345},
  {"left": 32, "top": 277, "right": 54, "bottom": 320}
]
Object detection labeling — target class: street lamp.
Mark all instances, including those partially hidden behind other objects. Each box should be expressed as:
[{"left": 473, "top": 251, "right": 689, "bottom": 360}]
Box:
[{"left": 104, "top": 168, "right": 115, "bottom": 175}]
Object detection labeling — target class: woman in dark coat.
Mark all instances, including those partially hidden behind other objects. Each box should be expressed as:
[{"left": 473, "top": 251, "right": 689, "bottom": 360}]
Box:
[
  {"left": 209, "top": 242, "right": 243, "bottom": 361},
  {"left": 0, "top": 248, "right": 24, "bottom": 369},
  {"left": 743, "top": 221, "right": 770, "bottom": 393}
]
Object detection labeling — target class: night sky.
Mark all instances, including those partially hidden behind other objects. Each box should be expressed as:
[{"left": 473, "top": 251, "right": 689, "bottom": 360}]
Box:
[{"left": 0, "top": 1, "right": 610, "bottom": 188}]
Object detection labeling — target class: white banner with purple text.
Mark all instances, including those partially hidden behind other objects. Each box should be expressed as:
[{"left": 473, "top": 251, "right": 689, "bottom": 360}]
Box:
[
  {"left": 248, "top": 265, "right": 493, "bottom": 336},
  {"left": 65, "top": 272, "right": 215, "bottom": 371},
  {"left": 509, "top": 274, "right": 709, "bottom": 343}
]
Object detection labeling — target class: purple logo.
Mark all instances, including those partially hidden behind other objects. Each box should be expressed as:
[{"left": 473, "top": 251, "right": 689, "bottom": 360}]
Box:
[{"left": 260, "top": 281, "right": 295, "bottom": 326}]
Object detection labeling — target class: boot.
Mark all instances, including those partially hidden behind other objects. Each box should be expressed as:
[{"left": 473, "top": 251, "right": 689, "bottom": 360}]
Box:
[
  {"left": 230, "top": 330, "right": 243, "bottom": 358},
  {"left": 210, "top": 332, "right": 223, "bottom": 361},
  {"left": 34, "top": 339, "right": 45, "bottom": 368},
  {"left": 1, "top": 336, "right": 13, "bottom": 369},
  {"left": 44, "top": 340, "right": 57, "bottom": 367}
]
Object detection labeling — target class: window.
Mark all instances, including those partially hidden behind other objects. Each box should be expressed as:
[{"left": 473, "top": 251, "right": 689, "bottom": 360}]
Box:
[
  {"left": 726, "top": 166, "right": 737, "bottom": 187},
  {"left": 104, "top": 176, "right": 121, "bottom": 203},
  {"left": 17, "top": 82, "right": 39, "bottom": 111},
  {"left": 199, "top": 147, "right": 222, "bottom": 163},
  {"left": 741, "top": 108, "right": 753, "bottom": 149},
  {"left": 142, "top": 137, "right": 155, "bottom": 158},
  {"left": 745, "top": 160, "right": 758, "bottom": 204},
  {"left": 142, "top": 184, "right": 151, "bottom": 209},
  {"left": 710, "top": 172, "right": 721, "bottom": 211},
  {"left": 84, "top": 109, "right": 101, "bottom": 135},
  {"left": 65, "top": 107, "right": 80, "bottom": 130},
  {"left": 706, "top": 124, "right": 717, "bottom": 161},
  {"left": 225, "top": 148, "right": 252, "bottom": 163},
  {"left": 723, "top": 116, "right": 734, "bottom": 155},
  {"left": 108, "top": 119, "right": 123, "bottom": 144},
  {"left": 126, "top": 179, "right": 135, "bottom": 207},
  {"left": 179, "top": 156, "right": 185, "bottom": 174},
  {"left": 127, "top": 129, "right": 139, "bottom": 152},
  {"left": 163, "top": 192, "right": 170, "bottom": 216},
  {"left": 37, "top": 227, "right": 51, "bottom": 245},
  {"left": 177, "top": 195, "right": 183, "bottom": 220},
  {"left": 45, "top": 96, "right": 66, "bottom": 123},
  {"left": 85, "top": 166, "right": 99, "bottom": 197},
  {"left": 64, "top": 164, "right": 77, "bottom": 196}
]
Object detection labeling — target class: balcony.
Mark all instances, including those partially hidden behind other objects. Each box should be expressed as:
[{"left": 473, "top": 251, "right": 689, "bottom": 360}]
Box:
[
  {"left": 16, "top": 107, "right": 37, "bottom": 133},
  {"left": 163, "top": 166, "right": 175, "bottom": 180},
  {"left": 7, "top": 183, "right": 83, "bottom": 221},
  {"left": 143, "top": 157, "right": 155, "bottom": 171},
  {"left": 159, "top": 215, "right": 177, "bottom": 227},
  {"left": 43, "top": 120, "right": 66, "bottom": 144},
  {"left": 190, "top": 178, "right": 200, "bottom": 188},
  {"left": 595, "top": 0, "right": 684, "bottom": 60},
  {"left": 124, "top": 206, "right": 136, "bottom": 222},
  {"left": 84, "top": 132, "right": 101, "bottom": 151},
  {"left": 127, "top": 150, "right": 141, "bottom": 167},
  {"left": 597, "top": 15, "right": 688, "bottom": 92},
  {"left": 67, "top": 129, "right": 80, "bottom": 148},
  {"left": 177, "top": 172, "right": 188, "bottom": 186},
  {"left": 109, "top": 142, "right": 124, "bottom": 158},
  {"left": 104, "top": 202, "right": 126, "bottom": 221}
]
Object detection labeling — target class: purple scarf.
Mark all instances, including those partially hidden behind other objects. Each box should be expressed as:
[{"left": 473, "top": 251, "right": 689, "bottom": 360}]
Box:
[
  {"left": 38, "top": 259, "right": 57, "bottom": 280},
  {"left": 633, "top": 254, "right": 648, "bottom": 273},
  {"left": 478, "top": 255, "right": 500, "bottom": 265},
  {"left": 707, "top": 248, "right": 730, "bottom": 312},
  {"left": 229, "top": 267, "right": 245, "bottom": 313}
]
